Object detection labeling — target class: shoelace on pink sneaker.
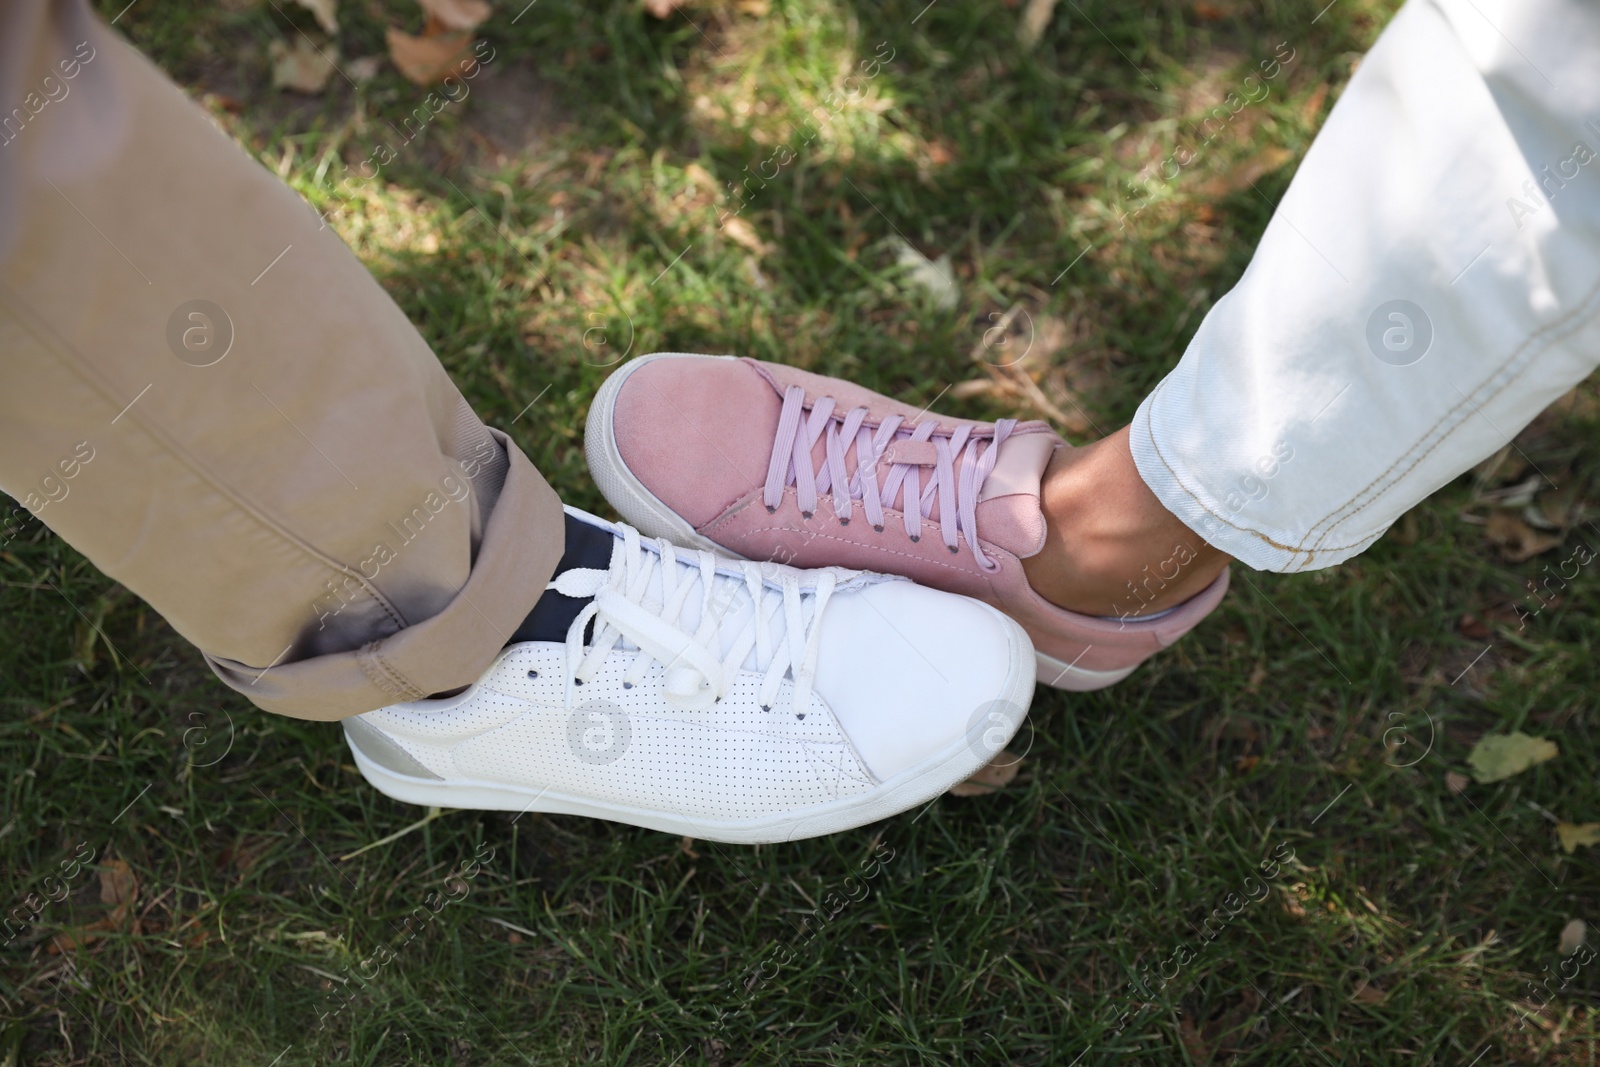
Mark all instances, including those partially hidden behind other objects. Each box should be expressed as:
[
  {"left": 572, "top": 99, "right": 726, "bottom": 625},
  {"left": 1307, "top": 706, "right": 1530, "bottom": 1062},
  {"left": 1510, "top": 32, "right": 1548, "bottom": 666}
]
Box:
[{"left": 761, "top": 384, "right": 1016, "bottom": 571}]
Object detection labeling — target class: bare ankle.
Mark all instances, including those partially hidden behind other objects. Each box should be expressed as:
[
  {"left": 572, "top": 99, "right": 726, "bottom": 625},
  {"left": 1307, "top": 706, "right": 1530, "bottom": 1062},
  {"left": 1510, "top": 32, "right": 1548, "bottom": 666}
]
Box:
[{"left": 1021, "top": 426, "right": 1231, "bottom": 617}]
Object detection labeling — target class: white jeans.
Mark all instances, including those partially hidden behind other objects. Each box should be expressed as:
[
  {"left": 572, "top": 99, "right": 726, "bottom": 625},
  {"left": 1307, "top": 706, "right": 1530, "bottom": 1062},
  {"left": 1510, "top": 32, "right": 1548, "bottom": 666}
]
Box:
[{"left": 1131, "top": 0, "right": 1600, "bottom": 572}]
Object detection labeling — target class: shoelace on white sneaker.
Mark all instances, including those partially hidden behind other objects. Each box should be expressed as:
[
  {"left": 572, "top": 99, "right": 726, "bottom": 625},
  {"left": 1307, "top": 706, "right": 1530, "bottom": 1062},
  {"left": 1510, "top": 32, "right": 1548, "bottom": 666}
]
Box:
[
  {"left": 762, "top": 384, "right": 1016, "bottom": 571},
  {"left": 547, "top": 523, "right": 837, "bottom": 717}
]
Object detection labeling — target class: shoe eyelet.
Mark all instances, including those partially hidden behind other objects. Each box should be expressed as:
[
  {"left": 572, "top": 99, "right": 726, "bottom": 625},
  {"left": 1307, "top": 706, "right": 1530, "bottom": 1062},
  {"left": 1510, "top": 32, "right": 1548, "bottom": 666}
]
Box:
[
  {"left": 622, "top": 682, "right": 633, "bottom": 689},
  {"left": 526, "top": 669, "right": 539, "bottom": 679},
  {"left": 948, "top": 545, "right": 959, "bottom": 554},
  {"left": 796, "top": 712, "right": 806, "bottom": 720},
  {"left": 909, "top": 535, "right": 920, "bottom": 543},
  {"left": 574, "top": 678, "right": 584, "bottom": 686},
  {"left": 760, "top": 704, "right": 771, "bottom": 712},
  {"left": 766, "top": 505, "right": 777, "bottom": 514},
  {"left": 981, "top": 560, "right": 1001, "bottom": 574},
  {"left": 872, "top": 524, "right": 884, "bottom": 533},
  {"left": 801, "top": 511, "right": 814, "bottom": 520},
  {"left": 839, "top": 518, "right": 849, "bottom": 527}
]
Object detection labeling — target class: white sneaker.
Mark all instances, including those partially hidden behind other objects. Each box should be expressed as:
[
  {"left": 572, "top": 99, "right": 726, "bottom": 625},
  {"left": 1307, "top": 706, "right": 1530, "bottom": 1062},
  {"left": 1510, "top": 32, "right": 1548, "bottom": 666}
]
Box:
[{"left": 343, "top": 507, "right": 1036, "bottom": 844}]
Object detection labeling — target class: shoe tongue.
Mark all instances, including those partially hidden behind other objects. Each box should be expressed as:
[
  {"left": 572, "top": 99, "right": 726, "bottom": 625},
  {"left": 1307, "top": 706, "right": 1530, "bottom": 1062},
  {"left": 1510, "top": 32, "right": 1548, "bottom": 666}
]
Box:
[{"left": 973, "top": 432, "right": 1056, "bottom": 559}]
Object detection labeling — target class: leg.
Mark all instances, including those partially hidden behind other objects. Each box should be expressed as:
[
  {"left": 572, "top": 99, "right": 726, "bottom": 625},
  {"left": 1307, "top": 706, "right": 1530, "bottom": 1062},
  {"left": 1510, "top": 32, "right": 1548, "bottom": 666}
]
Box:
[
  {"left": 1023, "top": 426, "right": 1231, "bottom": 617},
  {"left": 0, "top": 0, "right": 564, "bottom": 720},
  {"left": 1126, "top": 0, "right": 1600, "bottom": 574}
]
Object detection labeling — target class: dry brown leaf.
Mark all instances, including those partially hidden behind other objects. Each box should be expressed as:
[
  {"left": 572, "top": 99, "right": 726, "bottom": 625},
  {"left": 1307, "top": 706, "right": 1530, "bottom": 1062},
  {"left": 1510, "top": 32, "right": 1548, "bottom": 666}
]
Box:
[
  {"left": 270, "top": 37, "right": 337, "bottom": 94},
  {"left": 1559, "top": 918, "right": 1587, "bottom": 956},
  {"left": 1525, "top": 484, "right": 1583, "bottom": 530},
  {"left": 100, "top": 858, "right": 140, "bottom": 933},
  {"left": 684, "top": 162, "right": 716, "bottom": 190},
  {"left": 1299, "top": 83, "right": 1329, "bottom": 126},
  {"left": 1445, "top": 771, "right": 1471, "bottom": 795},
  {"left": 1201, "top": 145, "right": 1294, "bottom": 198},
  {"left": 1484, "top": 510, "right": 1563, "bottom": 562},
  {"left": 1002, "top": 365, "right": 1076, "bottom": 429},
  {"left": 1013, "top": 311, "right": 1069, "bottom": 372},
  {"left": 643, "top": 0, "right": 682, "bottom": 17},
  {"left": 1190, "top": 989, "right": 1264, "bottom": 1059},
  {"left": 295, "top": 0, "right": 339, "bottom": 34},
  {"left": 48, "top": 859, "right": 140, "bottom": 954},
  {"left": 99, "top": 858, "right": 137, "bottom": 910},
  {"left": 948, "top": 751, "right": 1023, "bottom": 796},
  {"left": 203, "top": 91, "right": 246, "bottom": 114},
  {"left": 721, "top": 216, "right": 770, "bottom": 256},
  {"left": 48, "top": 929, "right": 94, "bottom": 954},
  {"left": 1178, "top": 1015, "right": 1211, "bottom": 1064},
  {"left": 1018, "top": 0, "right": 1058, "bottom": 48},
  {"left": 1351, "top": 978, "right": 1387, "bottom": 1004},
  {"left": 1388, "top": 511, "right": 1420, "bottom": 545},
  {"left": 386, "top": 26, "right": 472, "bottom": 86},
  {"left": 949, "top": 379, "right": 999, "bottom": 400},
  {"left": 1244, "top": 661, "right": 1268, "bottom": 694},
  {"left": 1216, "top": 717, "right": 1259, "bottom": 743},
  {"left": 417, "top": 0, "right": 492, "bottom": 31}
]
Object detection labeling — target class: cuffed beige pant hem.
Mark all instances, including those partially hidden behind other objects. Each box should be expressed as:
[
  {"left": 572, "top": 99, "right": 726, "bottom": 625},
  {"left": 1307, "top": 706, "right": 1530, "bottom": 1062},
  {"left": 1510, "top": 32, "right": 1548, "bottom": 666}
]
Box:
[{"left": 0, "top": 1, "right": 565, "bottom": 720}]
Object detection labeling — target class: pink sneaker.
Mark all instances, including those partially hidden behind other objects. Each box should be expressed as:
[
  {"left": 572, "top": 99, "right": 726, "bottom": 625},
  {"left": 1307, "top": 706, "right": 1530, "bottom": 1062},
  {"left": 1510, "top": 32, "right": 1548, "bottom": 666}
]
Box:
[{"left": 585, "top": 353, "right": 1228, "bottom": 690}]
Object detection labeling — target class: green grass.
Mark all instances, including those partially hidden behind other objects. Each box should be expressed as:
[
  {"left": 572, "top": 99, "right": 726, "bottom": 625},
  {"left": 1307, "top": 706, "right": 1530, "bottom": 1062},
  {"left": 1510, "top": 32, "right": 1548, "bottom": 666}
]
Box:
[{"left": 2, "top": 0, "right": 1598, "bottom": 1063}]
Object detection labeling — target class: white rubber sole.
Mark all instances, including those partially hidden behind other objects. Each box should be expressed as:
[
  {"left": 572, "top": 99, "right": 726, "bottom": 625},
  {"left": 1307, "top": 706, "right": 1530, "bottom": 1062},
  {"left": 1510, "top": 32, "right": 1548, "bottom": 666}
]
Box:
[
  {"left": 347, "top": 606, "right": 1036, "bottom": 845},
  {"left": 585, "top": 352, "right": 735, "bottom": 555}
]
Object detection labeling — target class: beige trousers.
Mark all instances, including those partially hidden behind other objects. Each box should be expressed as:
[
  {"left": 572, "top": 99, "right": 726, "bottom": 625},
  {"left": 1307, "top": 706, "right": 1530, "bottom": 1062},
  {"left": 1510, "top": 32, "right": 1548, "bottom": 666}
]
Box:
[{"left": 0, "top": 1, "right": 566, "bottom": 720}]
